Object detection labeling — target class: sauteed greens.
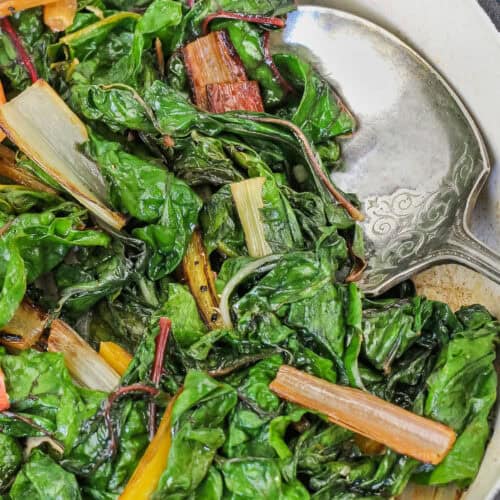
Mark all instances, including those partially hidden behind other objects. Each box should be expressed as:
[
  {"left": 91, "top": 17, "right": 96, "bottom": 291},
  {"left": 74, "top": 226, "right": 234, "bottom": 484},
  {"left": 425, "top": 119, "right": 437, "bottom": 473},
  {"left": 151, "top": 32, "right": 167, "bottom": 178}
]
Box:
[{"left": 0, "top": 1, "right": 498, "bottom": 499}]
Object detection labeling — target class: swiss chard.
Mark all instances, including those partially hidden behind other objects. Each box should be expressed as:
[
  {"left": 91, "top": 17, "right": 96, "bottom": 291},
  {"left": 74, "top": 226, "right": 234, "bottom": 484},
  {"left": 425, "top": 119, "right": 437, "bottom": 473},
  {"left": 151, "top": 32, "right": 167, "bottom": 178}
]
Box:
[
  {"left": 159, "top": 282, "right": 206, "bottom": 348},
  {"left": 0, "top": 348, "right": 104, "bottom": 449},
  {"left": 55, "top": 240, "right": 135, "bottom": 315},
  {"left": 88, "top": 292, "right": 153, "bottom": 351},
  {"left": 153, "top": 370, "right": 238, "bottom": 498},
  {"left": 131, "top": 173, "right": 202, "bottom": 279},
  {"left": 0, "top": 10, "right": 54, "bottom": 92},
  {"left": 226, "top": 138, "right": 304, "bottom": 254},
  {"left": 0, "top": 187, "right": 109, "bottom": 328},
  {"left": 166, "top": 0, "right": 294, "bottom": 53},
  {"left": 173, "top": 132, "right": 244, "bottom": 187},
  {"left": 0, "top": 433, "right": 22, "bottom": 493},
  {"left": 209, "top": 20, "right": 286, "bottom": 107},
  {"left": 220, "top": 458, "right": 310, "bottom": 499},
  {"left": 84, "top": 131, "right": 202, "bottom": 279},
  {"left": 275, "top": 53, "right": 356, "bottom": 143},
  {"left": 127, "top": 0, "right": 182, "bottom": 80},
  {"left": 200, "top": 184, "right": 246, "bottom": 257},
  {"left": 9, "top": 449, "right": 81, "bottom": 500},
  {"left": 419, "top": 308, "right": 499, "bottom": 487},
  {"left": 58, "top": 12, "right": 140, "bottom": 62},
  {"left": 64, "top": 399, "right": 149, "bottom": 498},
  {"left": 0, "top": 4, "right": 498, "bottom": 498}
]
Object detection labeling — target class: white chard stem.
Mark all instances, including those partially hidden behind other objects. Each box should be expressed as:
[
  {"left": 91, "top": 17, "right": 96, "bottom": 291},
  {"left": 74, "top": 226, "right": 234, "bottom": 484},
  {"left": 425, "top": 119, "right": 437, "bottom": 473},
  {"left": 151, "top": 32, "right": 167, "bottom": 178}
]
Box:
[{"left": 231, "top": 177, "right": 272, "bottom": 258}]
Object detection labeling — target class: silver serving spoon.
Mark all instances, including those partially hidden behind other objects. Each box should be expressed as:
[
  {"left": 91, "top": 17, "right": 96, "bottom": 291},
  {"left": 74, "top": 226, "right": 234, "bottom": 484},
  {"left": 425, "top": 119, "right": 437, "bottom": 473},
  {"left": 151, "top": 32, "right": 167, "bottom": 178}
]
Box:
[{"left": 273, "top": 5, "right": 500, "bottom": 294}]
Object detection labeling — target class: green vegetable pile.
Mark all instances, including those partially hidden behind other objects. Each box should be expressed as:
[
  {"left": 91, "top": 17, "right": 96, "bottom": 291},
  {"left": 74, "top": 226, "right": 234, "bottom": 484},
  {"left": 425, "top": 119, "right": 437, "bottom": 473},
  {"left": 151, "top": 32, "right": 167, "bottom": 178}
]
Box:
[{"left": 0, "top": 1, "right": 498, "bottom": 499}]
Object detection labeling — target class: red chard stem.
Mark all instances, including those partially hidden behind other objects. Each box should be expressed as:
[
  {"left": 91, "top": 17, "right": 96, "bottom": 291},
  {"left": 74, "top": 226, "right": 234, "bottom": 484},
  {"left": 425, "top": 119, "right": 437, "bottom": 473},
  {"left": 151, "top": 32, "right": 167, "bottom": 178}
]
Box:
[
  {"left": 262, "top": 31, "right": 294, "bottom": 95},
  {"left": 104, "top": 384, "right": 160, "bottom": 457},
  {"left": 149, "top": 317, "right": 171, "bottom": 439},
  {"left": 0, "top": 17, "right": 38, "bottom": 84},
  {"left": 202, "top": 11, "right": 285, "bottom": 35}
]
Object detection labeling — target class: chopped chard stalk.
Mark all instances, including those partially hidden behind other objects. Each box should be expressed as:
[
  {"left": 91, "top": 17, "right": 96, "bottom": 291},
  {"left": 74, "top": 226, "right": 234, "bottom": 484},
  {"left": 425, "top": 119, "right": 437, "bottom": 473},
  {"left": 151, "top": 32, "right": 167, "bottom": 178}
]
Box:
[
  {"left": 0, "top": 300, "right": 48, "bottom": 350},
  {"left": 181, "top": 230, "right": 224, "bottom": 329},
  {"left": 0, "top": 144, "right": 58, "bottom": 194},
  {"left": 151, "top": 318, "right": 171, "bottom": 386},
  {"left": 48, "top": 320, "right": 120, "bottom": 392},
  {"left": 120, "top": 393, "right": 179, "bottom": 500},
  {"left": 149, "top": 317, "right": 171, "bottom": 439},
  {"left": 0, "top": 367, "right": 9, "bottom": 411},
  {"left": 0, "top": 80, "right": 127, "bottom": 230},
  {"left": 269, "top": 366, "right": 456, "bottom": 465},
  {"left": 183, "top": 31, "right": 247, "bottom": 110},
  {"left": 207, "top": 81, "right": 264, "bottom": 113},
  {"left": 231, "top": 177, "right": 272, "bottom": 258},
  {"left": 0, "top": 0, "right": 58, "bottom": 16},
  {"left": 99, "top": 342, "right": 133, "bottom": 376},
  {"left": 0, "top": 303, "right": 121, "bottom": 392},
  {"left": 43, "top": 0, "right": 77, "bottom": 32}
]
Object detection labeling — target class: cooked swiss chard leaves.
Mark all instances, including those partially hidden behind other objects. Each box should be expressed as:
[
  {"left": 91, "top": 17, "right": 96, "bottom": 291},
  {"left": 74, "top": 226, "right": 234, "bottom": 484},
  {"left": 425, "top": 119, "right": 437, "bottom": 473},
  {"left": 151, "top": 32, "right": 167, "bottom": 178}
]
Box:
[{"left": 0, "top": 2, "right": 497, "bottom": 499}]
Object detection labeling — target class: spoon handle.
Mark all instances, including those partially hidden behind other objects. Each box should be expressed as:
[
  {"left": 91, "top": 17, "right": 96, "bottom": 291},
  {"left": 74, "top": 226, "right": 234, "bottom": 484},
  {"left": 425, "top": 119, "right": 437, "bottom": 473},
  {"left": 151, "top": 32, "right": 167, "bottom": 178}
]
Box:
[{"left": 445, "top": 225, "right": 500, "bottom": 286}]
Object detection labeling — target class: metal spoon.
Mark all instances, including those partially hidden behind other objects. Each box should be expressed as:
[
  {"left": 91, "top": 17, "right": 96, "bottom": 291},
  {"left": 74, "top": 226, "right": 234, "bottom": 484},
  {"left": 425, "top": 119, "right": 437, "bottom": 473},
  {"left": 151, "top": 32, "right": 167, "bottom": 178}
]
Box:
[{"left": 274, "top": 5, "right": 500, "bottom": 294}]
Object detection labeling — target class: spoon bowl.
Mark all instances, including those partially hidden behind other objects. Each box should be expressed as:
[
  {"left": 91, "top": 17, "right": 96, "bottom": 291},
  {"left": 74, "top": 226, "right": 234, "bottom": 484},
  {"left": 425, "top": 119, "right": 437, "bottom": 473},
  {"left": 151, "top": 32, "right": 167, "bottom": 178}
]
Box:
[{"left": 273, "top": 5, "right": 500, "bottom": 294}]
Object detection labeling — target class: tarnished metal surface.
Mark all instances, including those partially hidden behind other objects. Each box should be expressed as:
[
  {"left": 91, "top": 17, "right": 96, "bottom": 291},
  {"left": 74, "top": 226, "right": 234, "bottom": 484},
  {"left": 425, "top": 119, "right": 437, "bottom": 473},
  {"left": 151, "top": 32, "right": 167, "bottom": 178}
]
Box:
[{"left": 273, "top": 6, "right": 500, "bottom": 295}]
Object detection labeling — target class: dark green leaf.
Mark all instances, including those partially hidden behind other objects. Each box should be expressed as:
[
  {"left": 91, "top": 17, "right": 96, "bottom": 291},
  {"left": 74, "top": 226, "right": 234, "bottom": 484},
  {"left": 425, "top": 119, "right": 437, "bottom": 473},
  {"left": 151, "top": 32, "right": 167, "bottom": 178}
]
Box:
[
  {"left": 131, "top": 174, "right": 202, "bottom": 279},
  {"left": 275, "top": 53, "right": 356, "bottom": 142},
  {"left": 200, "top": 185, "right": 246, "bottom": 257},
  {"left": 421, "top": 315, "right": 499, "bottom": 486},
  {"left": 0, "top": 11, "right": 54, "bottom": 92},
  {"left": 159, "top": 283, "right": 206, "bottom": 348},
  {"left": 9, "top": 449, "right": 81, "bottom": 500},
  {"left": 127, "top": 0, "right": 182, "bottom": 78},
  {"left": 153, "top": 371, "right": 238, "bottom": 499},
  {"left": 0, "top": 434, "right": 22, "bottom": 493},
  {"left": 84, "top": 132, "right": 202, "bottom": 279},
  {"left": 55, "top": 240, "right": 135, "bottom": 315},
  {"left": 173, "top": 132, "right": 244, "bottom": 187},
  {"left": 59, "top": 12, "right": 139, "bottom": 62},
  {"left": 0, "top": 349, "right": 104, "bottom": 448},
  {"left": 70, "top": 84, "right": 156, "bottom": 133},
  {"left": 0, "top": 189, "right": 109, "bottom": 327}
]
